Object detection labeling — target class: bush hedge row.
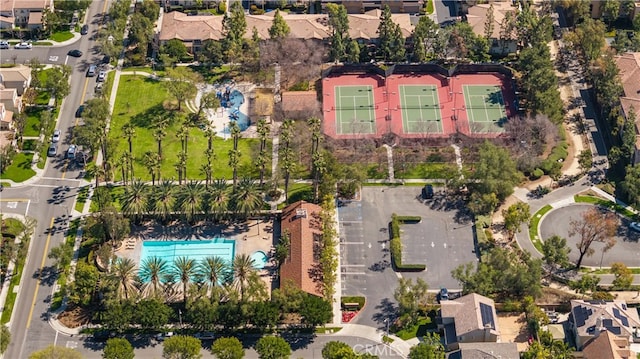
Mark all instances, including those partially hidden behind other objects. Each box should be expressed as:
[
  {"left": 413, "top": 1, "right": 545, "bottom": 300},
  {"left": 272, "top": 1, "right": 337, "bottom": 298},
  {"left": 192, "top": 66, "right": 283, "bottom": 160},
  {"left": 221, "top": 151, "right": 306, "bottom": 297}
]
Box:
[{"left": 389, "top": 214, "right": 426, "bottom": 272}]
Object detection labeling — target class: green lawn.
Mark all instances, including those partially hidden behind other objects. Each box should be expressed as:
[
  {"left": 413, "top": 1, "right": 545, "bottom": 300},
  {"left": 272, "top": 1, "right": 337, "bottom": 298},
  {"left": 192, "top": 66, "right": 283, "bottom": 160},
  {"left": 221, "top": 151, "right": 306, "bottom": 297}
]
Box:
[
  {"left": 109, "top": 75, "right": 262, "bottom": 181},
  {"left": 35, "top": 91, "right": 52, "bottom": 106},
  {"left": 190, "top": 65, "right": 232, "bottom": 84},
  {"left": 50, "top": 31, "right": 74, "bottom": 42},
  {"left": 574, "top": 195, "right": 638, "bottom": 219},
  {"left": 0, "top": 153, "right": 36, "bottom": 182},
  {"left": 394, "top": 317, "right": 434, "bottom": 340},
  {"left": 0, "top": 219, "right": 29, "bottom": 324},
  {"left": 24, "top": 107, "right": 44, "bottom": 137},
  {"left": 395, "top": 163, "right": 463, "bottom": 180},
  {"left": 529, "top": 204, "right": 553, "bottom": 253},
  {"left": 75, "top": 185, "right": 90, "bottom": 212},
  {"left": 22, "top": 139, "right": 37, "bottom": 151},
  {"left": 89, "top": 185, "right": 125, "bottom": 213}
]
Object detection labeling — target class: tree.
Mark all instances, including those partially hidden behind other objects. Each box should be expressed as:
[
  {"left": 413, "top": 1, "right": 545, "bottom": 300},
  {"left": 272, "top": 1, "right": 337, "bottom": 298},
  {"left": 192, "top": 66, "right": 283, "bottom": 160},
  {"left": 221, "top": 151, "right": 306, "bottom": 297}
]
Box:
[
  {"left": 269, "top": 9, "right": 290, "bottom": 39},
  {"left": 408, "top": 341, "right": 445, "bottom": 359},
  {"left": 569, "top": 207, "right": 618, "bottom": 268},
  {"left": 48, "top": 243, "right": 73, "bottom": 272},
  {"left": 623, "top": 164, "right": 640, "bottom": 208},
  {"left": 256, "top": 118, "right": 270, "bottom": 187},
  {"left": 198, "top": 256, "right": 229, "bottom": 300},
  {"left": 484, "top": 3, "right": 495, "bottom": 40},
  {"left": 300, "top": 294, "right": 333, "bottom": 327},
  {"left": 611, "top": 262, "right": 633, "bottom": 290},
  {"left": 602, "top": 0, "right": 621, "bottom": 26},
  {"left": 279, "top": 119, "right": 295, "bottom": 200},
  {"left": 0, "top": 325, "right": 10, "bottom": 355},
  {"left": 135, "top": 298, "right": 171, "bottom": 330},
  {"left": 207, "top": 179, "right": 230, "bottom": 221},
  {"left": 377, "top": 6, "right": 406, "bottom": 62},
  {"left": 502, "top": 202, "right": 530, "bottom": 240},
  {"left": 103, "top": 338, "right": 134, "bottom": 359},
  {"left": 574, "top": 18, "right": 606, "bottom": 62},
  {"left": 151, "top": 180, "right": 175, "bottom": 224},
  {"left": 232, "top": 177, "right": 264, "bottom": 219},
  {"left": 29, "top": 345, "right": 83, "bottom": 359},
  {"left": 255, "top": 336, "right": 291, "bottom": 359},
  {"left": 143, "top": 151, "right": 161, "bottom": 185},
  {"left": 178, "top": 181, "right": 205, "bottom": 224},
  {"left": 412, "top": 16, "right": 440, "bottom": 62},
  {"left": 186, "top": 297, "right": 218, "bottom": 330},
  {"left": 122, "top": 180, "right": 148, "bottom": 224},
  {"left": 229, "top": 121, "right": 241, "bottom": 189},
  {"left": 44, "top": 65, "right": 71, "bottom": 105},
  {"left": 139, "top": 256, "right": 169, "bottom": 299},
  {"left": 326, "top": 3, "right": 349, "bottom": 61},
  {"left": 110, "top": 257, "right": 139, "bottom": 301},
  {"left": 233, "top": 254, "right": 256, "bottom": 301},
  {"left": 222, "top": 1, "right": 247, "bottom": 63},
  {"left": 569, "top": 274, "right": 600, "bottom": 298},
  {"left": 172, "top": 256, "right": 197, "bottom": 304},
  {"left": 542, "top": 235, "right": 571, "bottom": 269},
  {"left": 161, "top": 39, "right": 189, "bottom": 64},
  {"left": 200, "top": 40, "right": 224, "bottom": 65},
  {"left": 69, "top": 261, "right": 99, "bottom": 306},
  {"left": 162, "top": 335, "right": 202, "bottom": 359},
  {"left": 394, "top": 278, "right": 430, "bottom": 326},
  {"left": 470, "top": 141, "right": 522, "bottom": 203},
  {"left": 321, "top": 341, "right": 367, "bottom": 359},
  {"left": 165, "top": 67, "right": 201, "bottom": 111},
  {"left": 251, "top": 301, "right": 280, "bottom": 330},
  {"left": 211, "top": 337, "right": 245, "bottom": 359}
]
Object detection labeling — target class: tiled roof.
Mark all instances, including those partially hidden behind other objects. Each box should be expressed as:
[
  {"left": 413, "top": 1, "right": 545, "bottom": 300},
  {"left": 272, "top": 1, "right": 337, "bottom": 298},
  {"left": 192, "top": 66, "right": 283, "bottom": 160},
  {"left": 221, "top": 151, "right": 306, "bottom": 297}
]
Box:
[
  {"left": 280, "top": 201, "right": 324, "bottom": 297},
  {"left": 27, "top": 9, "right": 41, "bottom": 24},
  {"left": 0, "top": 65, "right": 31, "bottom": 83},
  {"left": 570, "top": 300, "right": 640, "bottom": 341},
  {"left": 446, "top": 342, "right": 519, "bottom": 359},
  {"left": 13, "top": 0, "right": 50, "bottom": 10},
  {"left": 281, "top": 91, "right": 319, "bottom": 114},
  {"left": 467, "top": 1, "right": 516, "bottom": 39},
  {"left": 582, "top": 330, "right": 632, "bottom": 359},
  {"left": 159, "top": 10, "right": 413, "bottom": 42},
  {"left": 440, "top": 293, "right": 500, "bottom": 338}
]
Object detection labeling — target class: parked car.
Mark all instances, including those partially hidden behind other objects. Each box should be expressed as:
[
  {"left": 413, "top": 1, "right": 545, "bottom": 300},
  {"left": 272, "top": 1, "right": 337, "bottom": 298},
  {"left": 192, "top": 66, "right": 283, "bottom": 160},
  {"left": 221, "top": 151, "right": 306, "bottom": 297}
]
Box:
[
  {"left": 421, "top": 184, "right": 434, "bottom": 199},
  {"left": 14, "top": 42, "right": 32, "bottom": 49},
  {"left": 155, "top": 332, "right": 174, "bottom": 341},
  {"left": 630, "top": 222, "right": 640, "bottom": 233},
  {"left": 97, "top": 71, "right": 106, "bottom": 82},
  {"left": 101, "top": 55, "right": 111, "bottom": 65},
  {"left": 75, "top": 151, "right": 91, "bottom": 166},
  {"left": 194, "top": 332, "right": 215, "bottom": 340},
  {"left": 0, "top": 41, "right": 8, "bottom": 49},
  {"left": 67, "top": 49, "right": 83, "bottom": 57},
  {"left": 75, "top": 105, "right": 85, "bottom": 118},
  {"left": 439, "top": 287, "right": 449, "bottom": 302},
  {"left": 91, "top": 330, "right": 115, "bottom": 342},
  {"left": 66, "top": 144, "right": 77, "bottom": 159},
  {"left": 86, "top": 64, "right": 97, "bottom": 77},
  {"left": 80, "top": 24, "right": 89, "bottom": 35},
  {"left": 47, "top": 144, "right": 57, "bottom": 157},
  {"left": 52, "top": 129, "right": 61, "bottom": 143},
  {"left": 94, "top": 82, "right": 103, "bottom": 94}
]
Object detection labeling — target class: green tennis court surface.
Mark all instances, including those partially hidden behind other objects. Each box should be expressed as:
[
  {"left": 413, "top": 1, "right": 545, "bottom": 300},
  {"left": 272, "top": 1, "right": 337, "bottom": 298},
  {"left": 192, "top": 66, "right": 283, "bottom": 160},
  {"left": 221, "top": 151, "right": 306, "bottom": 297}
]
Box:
[
  {"left": 399, "top": 85, "right": 443, "bottom": 134},
  {"left": 463, "top": 85, "right": 507, "bottom": 133},
  {"left": 335, "top": 85, "right": 376, "bottom": 135}
]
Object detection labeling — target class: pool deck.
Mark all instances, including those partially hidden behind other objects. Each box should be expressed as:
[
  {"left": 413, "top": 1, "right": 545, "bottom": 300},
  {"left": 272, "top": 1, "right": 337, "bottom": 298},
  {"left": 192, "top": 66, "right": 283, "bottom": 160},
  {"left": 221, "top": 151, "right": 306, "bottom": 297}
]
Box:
[{"left": 116, "top": 219, "right": 277, "bottom": 294}]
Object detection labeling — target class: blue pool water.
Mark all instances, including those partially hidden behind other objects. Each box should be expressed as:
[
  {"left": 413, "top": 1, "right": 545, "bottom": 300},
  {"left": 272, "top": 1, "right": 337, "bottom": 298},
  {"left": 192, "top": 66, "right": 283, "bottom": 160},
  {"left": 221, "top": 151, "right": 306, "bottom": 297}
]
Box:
[
  {"left": 250, "top": 250, "right": 268, "bottom": 269},
  {"left": 139, "top": 239, "right": 236, "bottom": 280}
]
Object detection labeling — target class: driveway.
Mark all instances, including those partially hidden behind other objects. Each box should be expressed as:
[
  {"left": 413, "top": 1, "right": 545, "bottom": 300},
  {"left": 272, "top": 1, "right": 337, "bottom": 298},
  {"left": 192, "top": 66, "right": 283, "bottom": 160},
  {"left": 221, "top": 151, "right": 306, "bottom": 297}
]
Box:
[
  {"left": 539, "top": 204, "right": 640, "bottom": 267},
  {"left": 339, "top": 186, "right": 477, "bottom": 328}
]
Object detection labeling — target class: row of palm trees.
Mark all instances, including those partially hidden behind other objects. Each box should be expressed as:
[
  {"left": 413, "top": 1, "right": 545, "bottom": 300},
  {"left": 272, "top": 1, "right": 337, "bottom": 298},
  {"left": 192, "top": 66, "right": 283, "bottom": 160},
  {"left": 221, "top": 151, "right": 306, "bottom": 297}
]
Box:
[
  {"left": 121, "top": 177, "right": 265, "bottom": 224},
  {"left": 110, "top": 253, "right": 259, "bottom": 304}
]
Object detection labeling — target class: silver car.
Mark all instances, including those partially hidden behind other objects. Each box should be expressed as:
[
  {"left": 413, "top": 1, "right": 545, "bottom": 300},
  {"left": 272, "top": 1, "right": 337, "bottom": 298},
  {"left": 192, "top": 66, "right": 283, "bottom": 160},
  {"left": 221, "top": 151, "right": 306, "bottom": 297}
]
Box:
[{"left": 52, "top": 129, "right": 61, "bottom": 143}]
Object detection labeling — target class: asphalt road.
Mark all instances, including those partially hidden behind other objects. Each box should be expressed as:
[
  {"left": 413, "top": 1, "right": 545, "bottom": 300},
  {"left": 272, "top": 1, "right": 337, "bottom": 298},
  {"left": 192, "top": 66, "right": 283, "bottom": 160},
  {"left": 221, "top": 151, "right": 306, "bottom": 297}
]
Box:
[
  {"left": 339, "top": 187, "right": 476, "bottom": 328},
  {"left": 539, "top": 204, "right": 640, "bottom": 267},
  {"left": 2, "top": 1, "right": 112, "bottom": 358}
]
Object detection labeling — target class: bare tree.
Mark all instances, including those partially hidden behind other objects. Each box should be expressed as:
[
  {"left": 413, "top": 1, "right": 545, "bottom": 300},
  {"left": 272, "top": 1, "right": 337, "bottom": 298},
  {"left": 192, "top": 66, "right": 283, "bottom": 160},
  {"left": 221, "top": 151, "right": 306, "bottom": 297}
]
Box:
[{"left": 569, "top": 207, "right": 618, "bottom": 269}]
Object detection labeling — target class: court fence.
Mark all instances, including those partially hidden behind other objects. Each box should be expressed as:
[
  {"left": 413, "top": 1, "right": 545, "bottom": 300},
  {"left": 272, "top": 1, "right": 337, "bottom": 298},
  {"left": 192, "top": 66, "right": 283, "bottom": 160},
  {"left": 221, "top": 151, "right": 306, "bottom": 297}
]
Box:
[{"left": 322, "top": 63, "right": 515, "bottom": 80}]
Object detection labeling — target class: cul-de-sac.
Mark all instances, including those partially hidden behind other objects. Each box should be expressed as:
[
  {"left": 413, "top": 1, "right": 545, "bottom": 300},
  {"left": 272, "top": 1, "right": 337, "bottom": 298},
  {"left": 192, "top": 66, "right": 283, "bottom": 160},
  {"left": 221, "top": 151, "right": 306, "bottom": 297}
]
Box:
[{"left": 1, "top": 0, "right": 640, "bottom": 358}]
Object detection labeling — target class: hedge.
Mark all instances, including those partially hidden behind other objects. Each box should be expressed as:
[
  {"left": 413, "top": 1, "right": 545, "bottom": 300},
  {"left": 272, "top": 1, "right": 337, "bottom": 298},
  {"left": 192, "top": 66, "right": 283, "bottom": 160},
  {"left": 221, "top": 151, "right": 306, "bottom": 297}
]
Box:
[
  {"left": 341, "top": 296, "right": 366, "bottom": 310},
  {"left": 389, "top": 214, "right": 426, "bottom": 272}
]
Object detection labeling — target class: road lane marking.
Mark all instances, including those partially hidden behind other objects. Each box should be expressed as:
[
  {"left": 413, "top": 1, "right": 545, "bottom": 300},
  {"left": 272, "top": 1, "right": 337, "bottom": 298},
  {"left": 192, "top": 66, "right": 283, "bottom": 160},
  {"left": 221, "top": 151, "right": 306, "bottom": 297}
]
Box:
[
  {"left": 61, "top": 77, "right": 90, "bottom": 179},
  {"left": 26, "top": 217, "right": 55, "bottom": 329},
  {"left": 0, "top": 198, "right": 30, "bottom": 202}
]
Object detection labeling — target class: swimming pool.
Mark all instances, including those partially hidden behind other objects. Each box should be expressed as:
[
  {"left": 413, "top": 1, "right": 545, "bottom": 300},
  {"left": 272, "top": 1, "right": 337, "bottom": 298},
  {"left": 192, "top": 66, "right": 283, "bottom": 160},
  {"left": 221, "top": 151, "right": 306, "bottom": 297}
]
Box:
[
  {"left": 250, "top": 250, "right": 268, "bottom": 269},
  {"left": 139, "top": 239, "right": 235, "bottom": 280}
]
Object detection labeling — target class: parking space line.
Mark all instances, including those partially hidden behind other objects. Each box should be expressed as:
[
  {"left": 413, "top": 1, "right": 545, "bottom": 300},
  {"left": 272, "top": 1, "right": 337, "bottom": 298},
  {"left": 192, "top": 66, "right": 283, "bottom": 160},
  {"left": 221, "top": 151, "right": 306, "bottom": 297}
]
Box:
[
  {"left": 342, "top": 264, "right": 365, "bottom": 267},
  {"left": 342, "top": 272, "right": 366, "bottom": 275},
  {"left": 341, "top": 242, "right": 364, "bottom": 245}
]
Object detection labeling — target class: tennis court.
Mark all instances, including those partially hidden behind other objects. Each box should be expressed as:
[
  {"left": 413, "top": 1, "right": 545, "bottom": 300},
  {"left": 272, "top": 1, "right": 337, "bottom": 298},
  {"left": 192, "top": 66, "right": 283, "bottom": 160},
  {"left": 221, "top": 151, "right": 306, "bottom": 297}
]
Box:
[
  {"left": 399, "top": 85, "right": 443, "bottom": 134},
  {"left": 463, "top": 85, "right": 508, "bottom": 133},
  {"left": 335, "top": 85, "right": 376, "bottom": 135}
]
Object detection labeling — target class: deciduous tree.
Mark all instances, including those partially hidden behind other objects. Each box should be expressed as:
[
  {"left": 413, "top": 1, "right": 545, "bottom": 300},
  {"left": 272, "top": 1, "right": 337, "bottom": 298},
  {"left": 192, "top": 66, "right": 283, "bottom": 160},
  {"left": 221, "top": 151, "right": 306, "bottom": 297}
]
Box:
[
  {"left": 611, "top": 262, "right": 633, "bottom": 290},
  {"left": 569, "top": 208, "right": 618, "bottom": 268},
  {"left": 162, "top": 335, "right": 202, "bottom": 359},
  {"left": 164, "top": 67, "right": 201, "bottom": 111},
  {"left": 470, "top": 141, "right": 522, "bottom": 204},
  {"left": 211, "top": 337, "right": 244, "bottom": 359},
  {"left": 255, "top": 336, "right": 291, "bottom": 359},
  {"left": 394, "top": 278, "right": 430, "bottom": 326},
  {"left": 29, "top": 345, "right": 82, "bottom": 359},
  {"left": 502, "top": 202, "right": 530, "bottom": 240},
  {"left": 542, "top": 235, "right": 571, "bottom": 269},
  {"left": 103, "top": 338, "right": 134, "bottom": 359}
]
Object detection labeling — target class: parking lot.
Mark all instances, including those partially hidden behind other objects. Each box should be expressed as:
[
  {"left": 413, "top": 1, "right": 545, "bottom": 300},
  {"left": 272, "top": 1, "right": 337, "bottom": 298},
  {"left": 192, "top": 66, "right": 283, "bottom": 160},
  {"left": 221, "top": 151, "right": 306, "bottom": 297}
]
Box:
[{"left": 338, "top": 186, "right": 478, "bottom": 327}]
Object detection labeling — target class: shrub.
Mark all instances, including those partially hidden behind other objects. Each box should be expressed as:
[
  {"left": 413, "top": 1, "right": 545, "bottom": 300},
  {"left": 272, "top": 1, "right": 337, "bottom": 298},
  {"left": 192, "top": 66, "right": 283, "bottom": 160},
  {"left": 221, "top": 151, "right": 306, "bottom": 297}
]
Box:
[
  {"left": 531, "top": 168, "right": 544, "bottom": 180},
  {"left": 389, "top": 213, "right": 426, "bottom": 272},
  {"left": 341, "top": 296, "right": 365, "bottom": 310},
  {"left": 218, "top": 1, "right": 226, "bottom": 12}
]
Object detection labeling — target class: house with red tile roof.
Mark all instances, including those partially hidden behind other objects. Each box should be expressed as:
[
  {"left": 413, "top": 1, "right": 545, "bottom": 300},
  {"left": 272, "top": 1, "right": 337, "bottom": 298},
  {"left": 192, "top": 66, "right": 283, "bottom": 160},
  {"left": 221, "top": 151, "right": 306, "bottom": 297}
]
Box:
[{"left": 279, "top": 201, "right": 324, "bottom": 297}]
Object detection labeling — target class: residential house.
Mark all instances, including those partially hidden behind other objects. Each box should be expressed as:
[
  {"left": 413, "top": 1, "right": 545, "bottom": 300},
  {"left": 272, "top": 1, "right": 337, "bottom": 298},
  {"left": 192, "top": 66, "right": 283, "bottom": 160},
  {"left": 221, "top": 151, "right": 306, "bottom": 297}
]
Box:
[
  {"left": 280, "top": 91, "right": 321, "bottom": 120},
  {"left": 569, "top": 299, "right": 640, "bottom": 350},
  {"left": 438, "top": 293, "right": 501, "bottom": 351},
  {"left": 466, "top": 1, "right": 517, "bottom": 56},
  {"left": 157, "top": 10, "right": 413, "bottom": 53},
  {"left": 279, "top": 201, "right": 324, "bottom": 297},
  {"left": 0, "top": 65, "right": 32, "bottom": 96},
  {"left": 445, "top": 342, "right": 519, "bottom": 359},
  {"left": 0, "top": 86, "right": 22, "bottom": 114},
  {"left": 0, "top": 103, "right": 14, "bottom": 131},
  {"left": 0, "top": 0, "right": 54, "bottom": 30},
  {"left": 582, "top": 329, "right": 636, "bottom": 359},
  {"left": 320, "top": 0, "right": 422, "bottom": 14},
  {"left": 614, "top": 52, "right": 640, "bottom": 166}
]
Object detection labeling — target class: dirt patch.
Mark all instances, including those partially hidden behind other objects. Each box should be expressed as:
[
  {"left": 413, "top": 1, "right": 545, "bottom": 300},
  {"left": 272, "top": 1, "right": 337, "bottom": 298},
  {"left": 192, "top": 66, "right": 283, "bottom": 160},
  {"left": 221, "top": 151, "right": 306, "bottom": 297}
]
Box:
[
  {"left": 538, "top": 286, "right": 579, "bottom": 306},
  {"left": 497, "top": 313, "right": 529, "bottom": 352},
  {"left": 57, "top": 305, "right": 93, "bottom": 328}
]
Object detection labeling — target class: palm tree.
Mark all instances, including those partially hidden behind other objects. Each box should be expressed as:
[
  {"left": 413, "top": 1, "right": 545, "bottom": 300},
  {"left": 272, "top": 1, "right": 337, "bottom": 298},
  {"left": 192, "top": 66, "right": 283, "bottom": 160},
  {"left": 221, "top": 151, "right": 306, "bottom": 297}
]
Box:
[
  {"left": 176, "top": 123, "right": 189, "bottom": 154},
  {"left": 229, "top": 121, "right": 241, "bottom": 189},
  {"left": 122, "top": 179, "right": 148, "bottom": 224},
  {"left": 203, "top": 126, "right": 216, "bottom": 187},
  {"left": 139, "top": 256, "right": 169, "bottom": 299},
  {"left": 309, "top": 117, "right": 323, "bottom": 202},
  {"left": 172, "top": 256, "right": 196, "bottom": 304},
  {"left": 90, "top": 164, "right": 107, "bottom": 188},
  {"left": 232, "top": 177, "right": 264, "bottom": 219},
  {"left": 143, "top": 151, "right": 160, "bottom": 185},
  {"left": 122, "top": 122, "right": 136, "bottom": 155},
  {"left": 311, "top": 151, "right": 326, "bottom": 203},
  {"left": 256, "top": 118, "right": 270, "bottom": 187},
  {"left": 175, "top": 151, "right": 188, "bottom": 185},
  {"left": 111, "top": 257, "right": 139, "bottom": 301},
  {"left": 152, "top": 180, "right": 175, "bottom": 224},
  {"left": 153, "top": 125, "right": 167, "bottom": 160},
  {"left": 279, "top": 119, "right": 294, "bottom": 201},
  {"left": 177, "top": 180, "right": 205, "bottom": 224},
  {"left": 207, "top": 178, "right": 230, "bottom": 221},
  {"left": 233, "top": 253, "right": 256, "bottom": 302},
  {"left": 200, "top": 162, "right": 213, "bottom": 188},
  {"left": 198, "top": 256, "right": 229, "bottom": 301}
]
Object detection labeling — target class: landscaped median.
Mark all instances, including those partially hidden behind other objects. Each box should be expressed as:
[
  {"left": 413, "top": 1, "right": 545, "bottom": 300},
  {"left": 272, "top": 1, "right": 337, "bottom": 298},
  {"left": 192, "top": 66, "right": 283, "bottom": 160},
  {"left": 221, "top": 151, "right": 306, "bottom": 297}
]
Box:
[
  {"left": 389, "top": 214, "right": 426, "bottom": 272},
  {"left": 528, "top": 204, "right": 552, "bottom": 253},
  {"left": 574, "top": 194, "right": 638, "bottom": 219}
]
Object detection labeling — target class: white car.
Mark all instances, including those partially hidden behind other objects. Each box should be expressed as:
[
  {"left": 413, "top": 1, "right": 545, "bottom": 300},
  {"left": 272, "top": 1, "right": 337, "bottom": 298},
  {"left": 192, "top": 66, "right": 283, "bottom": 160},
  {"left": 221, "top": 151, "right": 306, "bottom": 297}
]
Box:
[
  {"left": 630, "top": 222, "right": 640, "bottom": 233},
  {"left": 52, "top": 129, "right": 61, "bottom": 143},
  {"left": 97, "top": 71, "right": 106, "bottom": 82},
  {"left": 155, "top": 332, "right": 174, "bottom": 341},
  {"left": 14, "top": 42, "right": 32, "bottom": 49}
]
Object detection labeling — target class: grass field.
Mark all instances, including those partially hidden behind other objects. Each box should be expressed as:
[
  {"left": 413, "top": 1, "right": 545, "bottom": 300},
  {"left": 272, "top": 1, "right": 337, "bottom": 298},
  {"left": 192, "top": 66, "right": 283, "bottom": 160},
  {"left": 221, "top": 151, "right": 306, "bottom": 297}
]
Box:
[
  {"left": 529, "top": 204, "right": 553, "bottom": 253},
  {"left": 24, "top": 107, "right": 44, "bottom": 137},
  {"left": 50, "top": 31, "right": 74, "bottom": 42},
  {"left": 109, "top": 75, "right": 264, "bottom": 181},
  {"left": 0, "top": 153, "right": 35, "bottom": 182}
]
